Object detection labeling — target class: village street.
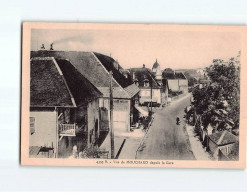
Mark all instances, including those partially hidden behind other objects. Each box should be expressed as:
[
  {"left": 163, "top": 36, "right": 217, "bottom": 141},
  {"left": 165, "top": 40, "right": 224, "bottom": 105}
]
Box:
[{"left": 136, "top": 94, "right": 195, "bottom": 160}]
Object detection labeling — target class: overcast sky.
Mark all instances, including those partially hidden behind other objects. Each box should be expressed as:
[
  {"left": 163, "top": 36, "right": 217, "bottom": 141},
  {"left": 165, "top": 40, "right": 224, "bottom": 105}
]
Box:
[{"left": 31, "top": 29, "right": 241, "bottom": 70}]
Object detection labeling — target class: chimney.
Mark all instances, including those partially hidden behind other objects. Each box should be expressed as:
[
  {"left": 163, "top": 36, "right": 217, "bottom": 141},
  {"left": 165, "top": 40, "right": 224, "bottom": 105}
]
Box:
[
  {"left": 50, "top": 43, "right": 54, "bottom": 50},
  {"left": 41, "top": 44, "right": 45, "bottom": 50},
  {"left": 143, "top": 64, "right": 145, "bottom": 68}
]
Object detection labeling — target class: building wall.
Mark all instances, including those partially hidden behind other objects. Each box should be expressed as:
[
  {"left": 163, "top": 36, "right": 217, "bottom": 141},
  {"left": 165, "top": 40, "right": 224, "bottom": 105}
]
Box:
[
  {"left": 139, "top": 88, "right": 161, "bottom": 104},
  {"left": 113, "top": 99, "right": 130, "bottom": 132},
  {"left": 179, "top": 79, "right": 188, "bottom": 93},
  {"left": 168, "top": 80, "right": 179, "bottom": 91},
  {"left": 99, "top": 97, "right": 130, "bottom": 132},
  {"left": 29, "top": 111, "right": 57, "bottom": 148},
  {"left": 87, "top": 99, "right": 100, "bottom": 147},
  {"left": 168, "top": 79, "right": 188, "bottom": 93}
]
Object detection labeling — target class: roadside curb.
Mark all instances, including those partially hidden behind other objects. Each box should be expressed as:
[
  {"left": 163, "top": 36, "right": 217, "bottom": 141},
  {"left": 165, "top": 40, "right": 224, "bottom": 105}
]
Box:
[{"left": 135, "top": 114, "right": 155, "bottom": 159}]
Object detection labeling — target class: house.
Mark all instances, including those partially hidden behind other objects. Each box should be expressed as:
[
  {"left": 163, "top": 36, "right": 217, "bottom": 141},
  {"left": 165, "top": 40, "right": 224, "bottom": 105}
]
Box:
[
  {"left": 31, "top": 51, "right": 140, "bottom": 133},
  {"left": 29, "top": 57, "right": 102, "bottom": 158},
  {"left": 93, "top": 52, "right": 140, "bottom": 127},
  {"left": 128, "top": 65, "right": 162, "bottom": 105},
  {"left": 162, "top": 70, "right": 188, "bottom": 94},
  {"left": 207, "top": 130, "right": 239, "bottom": 160}
]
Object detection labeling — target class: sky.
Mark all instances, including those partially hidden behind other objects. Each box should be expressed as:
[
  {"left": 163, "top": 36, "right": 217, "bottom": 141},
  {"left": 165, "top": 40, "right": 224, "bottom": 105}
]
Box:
[{"left": 31, "top": 29, "right": 241, "bottom": 70}]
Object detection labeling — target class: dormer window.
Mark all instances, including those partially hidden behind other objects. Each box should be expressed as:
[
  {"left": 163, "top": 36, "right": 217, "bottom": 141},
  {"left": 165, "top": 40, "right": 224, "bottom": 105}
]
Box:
[
  {"left": 134, "top": 80, "right": 139, "bottom": 86},
  {"left": 144, "top": 79, "right": 149, "bottom": 87},
  {"left": 123, "top": 73, "right": 128, "bottom": 79}
]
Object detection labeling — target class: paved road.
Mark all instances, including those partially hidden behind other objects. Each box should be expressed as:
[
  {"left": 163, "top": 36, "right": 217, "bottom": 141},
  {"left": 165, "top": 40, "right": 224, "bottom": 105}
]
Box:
[{"left": 136, "top": 94, "right": 195, "bottom": 160}]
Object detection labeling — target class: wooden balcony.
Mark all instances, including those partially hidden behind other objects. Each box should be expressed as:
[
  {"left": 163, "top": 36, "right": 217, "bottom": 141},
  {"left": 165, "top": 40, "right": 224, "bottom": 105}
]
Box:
[{"left": 59, "top": 123, "right": 76, "bottom": 136}]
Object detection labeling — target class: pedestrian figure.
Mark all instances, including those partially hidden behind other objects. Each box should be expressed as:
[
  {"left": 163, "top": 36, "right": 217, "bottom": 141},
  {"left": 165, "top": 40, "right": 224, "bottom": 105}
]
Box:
[
  {"left": 72, "top": 145, "right": 78, "bottom": 158},
  {"left": 176, "top": 116, "right": 180, "bottom": 125}
]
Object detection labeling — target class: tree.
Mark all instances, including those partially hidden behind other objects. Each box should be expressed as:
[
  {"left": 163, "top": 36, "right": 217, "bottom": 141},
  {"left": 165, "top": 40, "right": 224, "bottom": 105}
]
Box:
[{"left": 192, "top": 54, "right": 240, "bottom": 130}]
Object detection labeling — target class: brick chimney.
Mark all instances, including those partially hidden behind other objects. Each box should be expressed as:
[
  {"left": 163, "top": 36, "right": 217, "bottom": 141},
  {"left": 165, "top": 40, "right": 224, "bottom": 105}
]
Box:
[
  {"left": 40, "top": 44, "right": 45, "bottom": 50},
  {"left": 50, "top": 43, "right": 54, "bottom": 50}
]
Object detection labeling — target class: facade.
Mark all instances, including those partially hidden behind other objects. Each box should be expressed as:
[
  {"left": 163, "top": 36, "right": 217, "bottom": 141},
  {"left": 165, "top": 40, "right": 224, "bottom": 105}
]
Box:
[
  {"left": 29, "top": 57, "right": 102, "bottom": 158},
  {"left": 162, "top": 70, "right": 188, "bottom": 94},
  {"left": 128, "top": 65, "right": 162, "bottom": 105}
]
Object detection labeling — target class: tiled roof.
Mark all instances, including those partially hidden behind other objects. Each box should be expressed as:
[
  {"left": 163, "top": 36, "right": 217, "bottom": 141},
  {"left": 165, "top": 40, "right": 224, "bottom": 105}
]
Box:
[
  {"left": 93, "top": 52, "right": 132, "bottom": 88},
  {"left": 56, "top": 59, "right": 103, "bottom": 105},
  {"left": 30, "top": 57, "right": 75, "bottom": 107},
  {"left": 31, "top": 51, "right": 131, "bottom": 99},
  {"left": 208, "top": 130, "right": 238, "bottom": 146},
  {"left": 128, "top": 68, "right": 161, "bottom": 89},
  {"left": 30, "top": 57, "right": 102, "bottom": 107},
  {"left": 124, "top": 83, "right": 140, "bottom": 98},
  {"left": 97, "top": 87, "right": 130, "bottom": 99}
]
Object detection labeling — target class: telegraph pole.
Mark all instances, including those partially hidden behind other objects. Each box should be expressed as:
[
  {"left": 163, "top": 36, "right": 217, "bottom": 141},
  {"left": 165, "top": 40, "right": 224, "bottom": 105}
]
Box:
[
  {"left": 109, "top": 71, "right": 114, "bottom": 159},
  {"left": 150, "top": 77, "right": 153, "bottom": 114}
]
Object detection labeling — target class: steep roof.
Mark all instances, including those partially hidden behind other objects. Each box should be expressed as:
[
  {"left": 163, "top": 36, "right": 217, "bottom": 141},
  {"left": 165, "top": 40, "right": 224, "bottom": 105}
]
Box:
[
  {"left": 208, "top": 130, "right": 238, "bottom": 146},
  {"left": 93, "top": 52, "right": 132, "bottom": 88},
  {"left": 30, "top": 57, "right": 102, "bottom": 107},
  {"left": 31, "top": 51, "right": 131, "bottom": 99},
  {"left": 124, "top": 83, "right": 140, "bottom": 98},
  {"left": 128, "top": 68, "right": 161, "bottom": 89},
  {"left": 56, "top": 59, "right": 103, "bottom": 105},
  {"left": 152, "top": 59, "right": 160, "bottom": 69}
]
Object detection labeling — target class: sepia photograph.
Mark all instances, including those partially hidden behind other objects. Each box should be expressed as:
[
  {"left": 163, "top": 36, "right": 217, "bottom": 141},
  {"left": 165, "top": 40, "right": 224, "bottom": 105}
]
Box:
[{"left": 21, "top": 22, "right": 246, "bottom": 168}]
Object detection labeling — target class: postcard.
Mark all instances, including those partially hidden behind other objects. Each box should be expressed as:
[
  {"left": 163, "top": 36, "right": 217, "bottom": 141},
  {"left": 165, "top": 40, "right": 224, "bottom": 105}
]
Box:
[{"left": 21, "top": 22, "right": 246, "bottom": 168}]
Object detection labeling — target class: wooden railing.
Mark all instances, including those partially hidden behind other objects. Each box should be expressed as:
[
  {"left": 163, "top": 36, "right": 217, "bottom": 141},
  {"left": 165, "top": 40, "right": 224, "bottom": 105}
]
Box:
[{"left": 59, "top": 123, "right": 76, "bottom": 136}]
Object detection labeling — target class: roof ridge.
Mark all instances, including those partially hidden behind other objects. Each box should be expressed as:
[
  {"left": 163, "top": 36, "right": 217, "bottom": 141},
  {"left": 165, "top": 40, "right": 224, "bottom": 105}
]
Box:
[
  {"left": 217, "top": 130, "right": 227, "bottom": 145},
  {"left": 52, "top": 58, "right": 76, "bottom": 107},
  {"left": 91, "top": 52, "right": 131, "bottom": 99}
]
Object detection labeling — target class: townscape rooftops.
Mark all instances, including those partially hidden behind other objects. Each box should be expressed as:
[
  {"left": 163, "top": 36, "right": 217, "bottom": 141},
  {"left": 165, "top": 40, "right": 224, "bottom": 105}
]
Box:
[
  {"left": 162, "top": 71, "right": 187, "bottom": 80},
  {"left": 31, "top": 50, "right": 131, "bottom": 99},
  {"left": 93, "top": 52, "right": 132, "bottom": 88},
  {"left": 128, "top": 67, "right": 161, "bottom": 89},
  {"left": 208, "top": 130, "right": 238, "bottom": 146},
  {"left": 30, "top": 57, "right": 102, "bottom": 107}
]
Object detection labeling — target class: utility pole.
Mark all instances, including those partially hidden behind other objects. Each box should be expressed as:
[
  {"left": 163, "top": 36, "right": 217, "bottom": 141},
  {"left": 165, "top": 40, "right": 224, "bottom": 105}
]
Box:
[
  {"left": 109, "top": 71, "right": 114, "bottom": 159},
  {"left": 150, "top": 77, "right": 152, "bottom": 114}
]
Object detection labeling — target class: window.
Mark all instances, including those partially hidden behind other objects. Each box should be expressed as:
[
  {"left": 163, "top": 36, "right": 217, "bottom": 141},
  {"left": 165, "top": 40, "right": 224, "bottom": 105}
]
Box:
[
  {"left": 99, "top": 99, "right": 104, "bottom": 107},
  {"left": 144, "top": 80, "right": 149, "bottom": 87},
  {"left": 226, "top": 146, "right": 230, "bottom": 155},
  {"left": 30, "top": 117, "right": 35, "bottom": 135},
  {"left": 134, "top": 81, "right": 139, "bottom": 86}
]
